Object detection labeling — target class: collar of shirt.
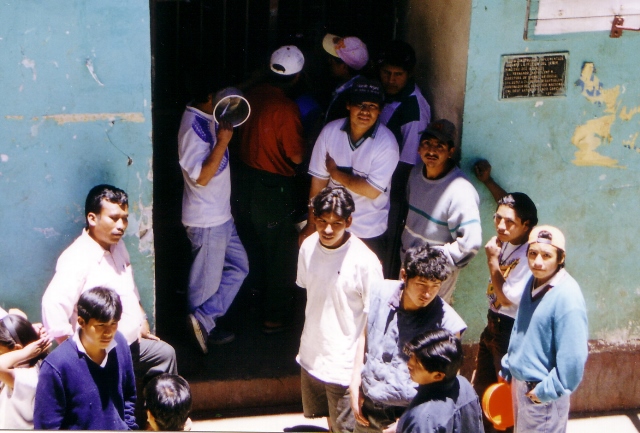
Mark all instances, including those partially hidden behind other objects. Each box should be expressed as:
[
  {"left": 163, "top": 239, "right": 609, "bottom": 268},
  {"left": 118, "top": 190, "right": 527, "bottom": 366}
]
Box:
[
  {"left": 73, "top": 329, "right": 118, "bottom": 368},
  {"left": 341, "top": 117, "right": 381, "bottom": 150},
  {"left": 413, "top": 376, "right": 457, "bottom": 403},
  {"left": 531, "top": 268, "right": 567, "bottom": 300},
  {"left": 384, "top": 79, "right": 416, "bottom": 103},
  {"left": 79, "top": 229, "right": 127, "bottom": 271}
]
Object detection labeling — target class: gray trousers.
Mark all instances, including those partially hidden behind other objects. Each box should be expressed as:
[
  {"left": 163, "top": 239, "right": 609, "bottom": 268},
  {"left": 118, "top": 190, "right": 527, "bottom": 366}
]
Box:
[{"left": 512, "top": 379, "right": 570, "bottom": 433}]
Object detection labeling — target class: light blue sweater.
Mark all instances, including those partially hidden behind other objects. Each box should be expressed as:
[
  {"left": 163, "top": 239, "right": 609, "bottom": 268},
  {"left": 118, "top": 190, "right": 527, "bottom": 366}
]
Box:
[{"left": 503, "top": 270, "right": 588, "bottom": 402}]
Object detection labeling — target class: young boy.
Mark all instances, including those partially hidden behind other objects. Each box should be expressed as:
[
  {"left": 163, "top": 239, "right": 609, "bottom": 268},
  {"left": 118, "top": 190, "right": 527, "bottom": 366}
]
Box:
[
  {"left": 397, "top": 329, "right": 484, "bottom": 433},
  {"left": 34, "top": 288, "right": 137, "bottom": 430},
  {"left": 297, "top": 186, "right": 383, "bottom": 432},
  {"left": 351, "top": 246, "right": 467, "bottom": 433},
  {"left": 145, "top": 373, "right": 192, "bottom": 431},
  {"left": 473, "top": 192, "right": 537, "bottom": 432}
]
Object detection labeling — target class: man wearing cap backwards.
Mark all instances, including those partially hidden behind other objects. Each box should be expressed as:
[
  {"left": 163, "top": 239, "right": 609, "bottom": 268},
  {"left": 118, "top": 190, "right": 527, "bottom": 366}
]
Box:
[
  {"left": 237, "top": 45, "right": 306, "bottom": 334},
  {"left": 376, "top": 40, "right": 431, "bottom": 277},
  {"left": 178, "top": 81, "right": 250, "bottom": 353},
  {"left": 401, "top": 119, "right": 482, "bottom": 303},
  {"left": 303, "top": 77, "right": 399, "bottom": 261},
  {"left": 322, "top": 33, "right": 370, "bottom": 124},
  {"left": 502, "top": 226, "right": 588, "bottom": 433}
]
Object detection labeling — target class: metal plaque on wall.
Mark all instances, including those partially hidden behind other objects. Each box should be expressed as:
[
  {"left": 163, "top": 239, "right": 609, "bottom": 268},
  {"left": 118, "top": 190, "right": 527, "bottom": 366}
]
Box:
[{"left": 500, "top": 52, "right": 568, "bottom": 99}]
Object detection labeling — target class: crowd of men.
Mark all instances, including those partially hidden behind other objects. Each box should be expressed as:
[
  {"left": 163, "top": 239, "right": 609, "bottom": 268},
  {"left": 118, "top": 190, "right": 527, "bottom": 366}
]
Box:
[{"left": 0, "top": 33, "right": 588, "bottom": 433}]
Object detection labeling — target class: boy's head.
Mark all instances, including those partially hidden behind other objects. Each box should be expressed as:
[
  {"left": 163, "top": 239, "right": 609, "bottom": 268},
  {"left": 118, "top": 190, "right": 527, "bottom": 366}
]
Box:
[
  {"left": 494, "top": 192, "right": 538, "bottom": 245},
  {"left": 403, "top": 329, "right": 463, "bottom": 385},
  {"left": 145, "top": 374, "right": 192, "bottom": 431},
  {"left": 377, "top": 40, "right": 416, "bottom": 97},
  {"left": 77, "top": 288, "right": 122, "bottom": 351},
  {"left": 527, "top": 225, "right": 566, "bottom": 285},
  {"left": 418, "top": 119, "right": 456, "bottom": 178},
  {"left": 311, "top": 187, "right": 355, "bottom": 249},
  {"left": 400, "top": 246, "right": 450, "bottom": 310},
  {"left": 85, "top": 184, "right": 129, "bottom": 249}
]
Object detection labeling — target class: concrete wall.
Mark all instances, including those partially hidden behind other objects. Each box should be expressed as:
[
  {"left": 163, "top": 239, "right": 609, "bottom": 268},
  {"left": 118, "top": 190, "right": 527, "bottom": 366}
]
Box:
[
  {"left": 401, "top": 0, "right": 640, "bottom": 347},
  {"left": 404, "top": 0, "right": 472, "bottom": 135},
  {"left": 0, "top": 2, "right": 155, "bottom": 324}
]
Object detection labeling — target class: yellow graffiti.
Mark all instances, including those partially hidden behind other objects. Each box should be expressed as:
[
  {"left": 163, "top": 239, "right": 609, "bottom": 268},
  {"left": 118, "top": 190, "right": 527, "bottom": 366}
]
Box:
[
  {"left": 41, "top": 112, "right": 145, "bottom": 125},
  {"left": 571, "top": 115, "right": 624, "bottom": 168},
  {"left": 578, "top": 63, "right": 620, "bottom": 114},
  {"left": 619, "top": 106, "right": 640, "bottom": 121},
  {"left": 571, "top": 63, "right": 640, "bottom": 168}
]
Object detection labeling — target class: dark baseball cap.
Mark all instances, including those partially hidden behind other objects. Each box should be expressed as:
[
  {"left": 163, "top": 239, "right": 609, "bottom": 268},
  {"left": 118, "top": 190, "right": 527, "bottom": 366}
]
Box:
[
  {"left": 420, "top": 119, "right": 457, "bottom": 145},
  {"left": 349, "top": 78, "right": 384, "bottom": 105}
]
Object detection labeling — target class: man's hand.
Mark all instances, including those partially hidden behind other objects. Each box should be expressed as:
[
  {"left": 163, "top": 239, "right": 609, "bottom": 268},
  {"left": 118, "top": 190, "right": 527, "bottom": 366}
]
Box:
[
  {"left": 215, "top": 120, "right": 233, "bottom": 146},
  {"left": 485, "top": 236, "right": 502, "bottom": 262},
  {"left": 140, "top": 319, "right": 160, "bottom": 341},
  {"left": 350, "top": 385, "right": 369, "bottom": 426},
  {"left": 526, "top": 389, "right": 541, "bottom": 404},
  {"left": 474, "top": 159, "right": 492, "bottom": 183},
  {"left": 325, "top": 153, "right": 338, "bottom": 177}
]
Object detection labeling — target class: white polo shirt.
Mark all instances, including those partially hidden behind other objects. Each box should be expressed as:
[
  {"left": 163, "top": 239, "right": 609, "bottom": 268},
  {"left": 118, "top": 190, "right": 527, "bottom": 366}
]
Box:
[{"left": 309, "top": 118, "right": 399, "bottom": 239}]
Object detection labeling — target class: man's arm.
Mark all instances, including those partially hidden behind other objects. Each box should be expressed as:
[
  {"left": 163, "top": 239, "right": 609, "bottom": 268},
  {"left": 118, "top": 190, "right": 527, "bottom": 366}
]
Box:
[
  {"left": 326, "top": 154, "right": 382, "bottom": 199},
  {"left": 473, "top": 159, "right": 507, "bottom": 203},
  {"left": 122, "top": 341, "right": 139, "bottom": 430},
  {"left": 485, "top": 237, "right": 513, "bottom": 307},
  {"left": 195, "top": 121, "right": 233, "bottom": 186},
  {"left": 350, "top": 328, "right": 369, "bottom": 427}
]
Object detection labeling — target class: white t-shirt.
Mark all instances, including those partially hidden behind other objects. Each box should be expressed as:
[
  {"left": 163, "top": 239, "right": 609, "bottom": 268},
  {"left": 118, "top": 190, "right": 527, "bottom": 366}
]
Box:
[
  {"left": 0, "top": 362, "right": 40, "bottom": 429},
  {"left": 296, "top": 232, "right": 383, "bottom": 386},
  {"left": 309, "top": 119, "right": 399, "bottom": 239},
  {"left": 487, "top": 241, "right": 531, "bottom": 318},
  {"left": 178, "top": 106, "right": 232, "bottom": 228}
]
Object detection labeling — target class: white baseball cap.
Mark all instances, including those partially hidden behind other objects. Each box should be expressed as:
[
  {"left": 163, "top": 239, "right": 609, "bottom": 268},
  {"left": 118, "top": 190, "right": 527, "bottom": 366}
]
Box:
[{"left": 270, "top": 45, "right": 305, "bottom": 75}]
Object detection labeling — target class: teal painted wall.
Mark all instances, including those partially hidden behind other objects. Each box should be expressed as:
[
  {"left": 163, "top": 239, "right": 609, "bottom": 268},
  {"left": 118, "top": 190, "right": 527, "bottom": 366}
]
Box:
[
  {"left": 0, "top": 2, "right": 155, "bottom": 324},
  {"left": 458, "top": 0, "right": 640, "bottom": 342}
]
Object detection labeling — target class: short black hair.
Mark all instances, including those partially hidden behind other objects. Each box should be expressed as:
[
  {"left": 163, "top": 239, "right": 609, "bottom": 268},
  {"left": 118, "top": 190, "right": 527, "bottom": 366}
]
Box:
[
  {"left": 497, "top": 192, "right": 538, "bottom": 227},
  {"left": 0, "top": 315, "right": 45, "bottom": 367},
  {"left": 311, "top": 186, "right": 355, "bottom": 220},
  {"left": 377, "top": 40, "right": 416, "bottom": 72},
  {"left": 145, "top": 374, "right": 192, "bottom": 431},
  {"left": 403, "top": 329, "right": 463, "bottom": 381},
  {"left": 77, "top": 288, "right": 123, "bottom": 323},
  {"left": 402, "top": 245, "right": 451, "bottom": 282},
  {"left": 85, "top": 184, "right": 128, "bottom": 229}
]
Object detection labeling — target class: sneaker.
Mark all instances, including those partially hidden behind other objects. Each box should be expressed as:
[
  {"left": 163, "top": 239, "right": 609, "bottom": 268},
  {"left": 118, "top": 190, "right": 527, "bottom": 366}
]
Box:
[
  {"left": 188, "top": 314, "right": 208, "bottom": 354},
  {"left": 208, "top": 328, "right": 235, "bottom": 345}
]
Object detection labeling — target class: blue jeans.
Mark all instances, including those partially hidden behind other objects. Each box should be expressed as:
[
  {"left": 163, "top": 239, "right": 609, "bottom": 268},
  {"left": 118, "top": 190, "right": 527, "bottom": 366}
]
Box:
[{"left": 185, "top": 219, "right": 249, "bottom": 333}]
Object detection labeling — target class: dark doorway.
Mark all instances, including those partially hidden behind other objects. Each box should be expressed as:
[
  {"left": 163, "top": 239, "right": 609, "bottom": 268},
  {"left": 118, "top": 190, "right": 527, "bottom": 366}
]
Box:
[{"left": 150, "top": 0, "right": 400, "bottom": 387}]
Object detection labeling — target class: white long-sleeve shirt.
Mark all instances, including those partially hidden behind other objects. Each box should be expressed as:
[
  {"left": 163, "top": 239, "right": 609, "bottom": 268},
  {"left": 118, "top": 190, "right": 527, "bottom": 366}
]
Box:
[{"left": 41, "top": 230, "right": 143, "bottom": 345}]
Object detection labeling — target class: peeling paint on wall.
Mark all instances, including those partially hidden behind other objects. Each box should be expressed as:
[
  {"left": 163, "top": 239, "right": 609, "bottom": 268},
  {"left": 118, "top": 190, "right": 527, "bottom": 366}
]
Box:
[
  {"left": 127, "top": 192, "right": 154, "bottom": 255},
  {"left": 5, "top": 115, "right": 23, "bottom": 120},
  {"left": 33, "top": 227, "right": 60, "bottom": 238},
  {"left": 21, "top": 57, "right": 36, "bottom": 80},
  {"left": 571, "top": 62, "right": 640, "bottom": 167},
  {"left": 40, "top": 112, "right": 145, "bottom": 124}
]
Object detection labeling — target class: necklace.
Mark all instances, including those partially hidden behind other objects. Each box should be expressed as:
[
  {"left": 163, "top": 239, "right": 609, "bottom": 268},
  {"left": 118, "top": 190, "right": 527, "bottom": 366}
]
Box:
[{"left": 498, "top": 242, "right": 526, "bottom": 266}]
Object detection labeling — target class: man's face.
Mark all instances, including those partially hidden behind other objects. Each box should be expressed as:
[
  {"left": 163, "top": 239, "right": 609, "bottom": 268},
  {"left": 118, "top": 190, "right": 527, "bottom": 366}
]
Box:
[
  {"left": 347, "top": 101, "right": 380, "bottom": 131},
  {"left": 407, "top": 353, "right": 444, "bottom": 385},
  {"left": 527, "top": 243, "right": 562, "bottom": 285},
  {"left": 418, "top": 137, "right": 455, "bottom": 178},
  {"left": 379, "top": 64, "right": 411, "bottom": 96},
  {"left": 88, "top": 200, "right": 129, "bottom": 250},
  {"left": 401, "top": 271, "right": 442, "bottom": 310},
  {"left": 315, "top": 211, "right": 352, "bottom": 249},
  {"left": 78, "top": 317, "right": 119, "bottom": 352},
  {"left": 494, "top": 205, "right": 530, "bottom": 244},
  {"left": 328, "top": 57, "right": 348, "bottom": 80}
]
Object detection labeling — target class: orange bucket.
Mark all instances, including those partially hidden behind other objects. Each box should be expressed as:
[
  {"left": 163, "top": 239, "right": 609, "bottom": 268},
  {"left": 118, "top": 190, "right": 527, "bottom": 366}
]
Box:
[{"left": 482, "top": 382, "right": 514, "bottom": 431}]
